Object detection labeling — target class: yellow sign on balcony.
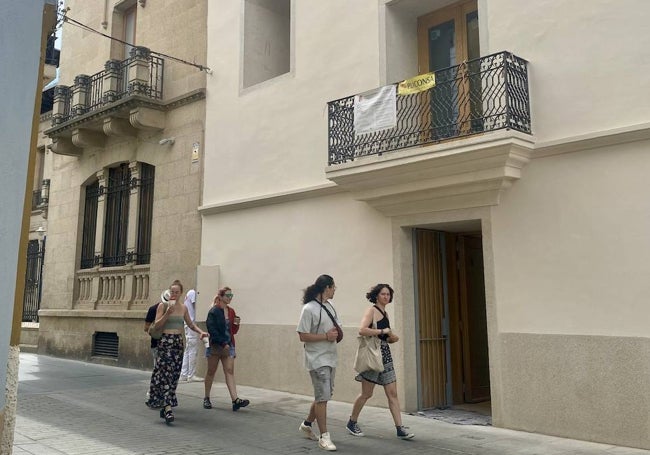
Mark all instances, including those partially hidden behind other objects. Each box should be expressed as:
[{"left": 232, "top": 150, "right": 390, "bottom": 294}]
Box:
[{"left": 398, "top": 72, "right": 436, "bottom": 95}]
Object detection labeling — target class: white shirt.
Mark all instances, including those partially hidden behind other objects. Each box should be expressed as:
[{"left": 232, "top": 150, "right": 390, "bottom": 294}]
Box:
[
  {"left": 184, "top": 289, "right": 197, "bottom": 338},
  {"left": 296, "top": 300, "right": 340, "bottom": 370}
]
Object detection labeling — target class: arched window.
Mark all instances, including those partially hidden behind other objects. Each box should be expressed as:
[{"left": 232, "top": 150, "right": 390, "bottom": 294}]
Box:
[{"left": 79, "top": 162, "right": 155, "bottom": 269}]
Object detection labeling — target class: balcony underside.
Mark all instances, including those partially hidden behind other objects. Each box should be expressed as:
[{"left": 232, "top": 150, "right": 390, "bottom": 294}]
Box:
[
  {"left": 325, "top": 130, "right": 535, "bottom": 216},
  {"left": 45, "top": 89, "right": 205, "bottom": 156}
]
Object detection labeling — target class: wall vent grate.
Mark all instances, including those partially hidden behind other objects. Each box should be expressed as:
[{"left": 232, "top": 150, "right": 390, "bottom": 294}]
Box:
[{"left": 92, "top": 332, "right": 119, "bottom": 358}]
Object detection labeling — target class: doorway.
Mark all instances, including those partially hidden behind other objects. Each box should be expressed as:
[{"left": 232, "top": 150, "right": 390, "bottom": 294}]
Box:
[{"left": 415, "top": 228, "right": 490, "bottom": 411}]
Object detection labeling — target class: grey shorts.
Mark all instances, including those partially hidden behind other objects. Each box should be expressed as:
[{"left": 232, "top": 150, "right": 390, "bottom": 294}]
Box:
[{"left": 309, "top": 366, "right": 335, "bottom": 402}]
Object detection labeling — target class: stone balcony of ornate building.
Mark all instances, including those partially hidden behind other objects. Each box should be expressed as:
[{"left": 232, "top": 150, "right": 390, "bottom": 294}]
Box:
[
  {"left": 44, "top": 46, "right": 202, "bottom": 156},
  {"left": 325, "top": 51, "right": 536, "bottom": 216}
]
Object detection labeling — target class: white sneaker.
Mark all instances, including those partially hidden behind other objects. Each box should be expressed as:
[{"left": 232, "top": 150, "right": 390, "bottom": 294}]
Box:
[
  {"left": 299, "top": 422, "right": 318, "bottom": 441},
  {"left": 189, "top": 376, "right": 203, "bottom": 382},
  {"left": 318, "top": 432, "right": 337, "bottom": 451},
  {"left": 179, "top": 376, "right": 188, "bottom": 382}
]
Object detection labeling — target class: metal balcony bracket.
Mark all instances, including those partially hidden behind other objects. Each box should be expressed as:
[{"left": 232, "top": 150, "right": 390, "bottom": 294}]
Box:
[
  {"left": 129, "top": 107, "right": 165, "bottom": 131},
  {"left": 72, "top": 128, "right": 106, "bottom": 149},
  {"left": 103, "top": 117, "right": 137, "bottom": 137},
  {"left": 50, "top": 137, "right": 82, "bottom": 156}
]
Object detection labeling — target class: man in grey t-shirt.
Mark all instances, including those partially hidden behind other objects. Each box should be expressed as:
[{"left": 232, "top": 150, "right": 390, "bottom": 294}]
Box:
[{"left": 296, "top": 275, "right": 342, "bottom": 452}]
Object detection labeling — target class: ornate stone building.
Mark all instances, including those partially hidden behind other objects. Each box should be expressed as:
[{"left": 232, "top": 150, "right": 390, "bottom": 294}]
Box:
[{"left": 40, "top": 0, "right": 206, "bottom": 369}]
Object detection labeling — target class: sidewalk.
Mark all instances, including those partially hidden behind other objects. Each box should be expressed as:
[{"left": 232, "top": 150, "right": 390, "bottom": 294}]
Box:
[{"left": 13, "top": 354, "right": 650, "bottom": 455}]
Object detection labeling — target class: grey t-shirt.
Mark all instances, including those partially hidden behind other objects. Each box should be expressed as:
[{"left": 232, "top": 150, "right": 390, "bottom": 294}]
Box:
[{"left": 296, "top": 300, "right": 341, "bottom": 371}]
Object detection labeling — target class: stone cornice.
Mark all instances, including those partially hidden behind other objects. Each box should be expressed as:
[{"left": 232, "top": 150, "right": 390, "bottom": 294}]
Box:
[
  {"left": 38, "top": 309, "right": 146, "bottom": 319},
  {"left": 198, "top": 183, "right": 345, "bottom": 215},
  {"left": 533, "top": 122, "right": 650, "bottom": 158}
]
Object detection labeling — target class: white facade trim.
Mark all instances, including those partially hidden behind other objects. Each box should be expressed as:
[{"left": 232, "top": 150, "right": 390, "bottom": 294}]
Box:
[
  {"left": 198, "top": 182, "right": 345, "bottom": 214},
  {"left": 533, "top": 122, "right": 650, "bottom": 158}
]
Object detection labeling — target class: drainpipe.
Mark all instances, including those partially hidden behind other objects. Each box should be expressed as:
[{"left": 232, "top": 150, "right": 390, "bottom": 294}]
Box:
[{"left": 101, "top": 0, "right": 108, "bottom": 29}]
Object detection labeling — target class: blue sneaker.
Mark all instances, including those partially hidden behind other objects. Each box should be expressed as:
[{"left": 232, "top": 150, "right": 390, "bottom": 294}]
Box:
[
  {"left": 232, "top": 397, "right": 249, "bottom": 411},
  {"left": 396, "top": 426, "right": 414, "bottom": 439},
  {"left": 346, "top": 419, "right": 364, "bottom": 436}
]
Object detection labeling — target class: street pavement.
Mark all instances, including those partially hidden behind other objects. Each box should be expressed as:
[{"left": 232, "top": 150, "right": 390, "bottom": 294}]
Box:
[{"left": 12, "top": 353, "right": 650, "bottom": 455}]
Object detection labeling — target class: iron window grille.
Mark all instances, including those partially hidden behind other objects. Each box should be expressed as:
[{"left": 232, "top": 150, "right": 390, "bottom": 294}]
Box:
[
  {"left": 136, "top": 163, "right": 155, "bottom": 265},
  {"left": 79, "top": 163, "right": 155, "bottom": 269},
  {"left": 80, "top": 181, "right": 100, "bottom": 269},
  {"left": 102, "top": 164, "right": 130, "bottom": 267},
  {"left": 22, "top": 239, "right": 45, "bottom": 322}
]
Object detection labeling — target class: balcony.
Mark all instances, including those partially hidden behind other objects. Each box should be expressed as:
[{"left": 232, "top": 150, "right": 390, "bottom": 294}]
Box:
[
  {"left": 42, "top": 35, "right": 59, "bottom": 85},
  {"left": 45, "top": 47, "right": 169, "bottom": 156},
  {"left": 75, "top": 264, "right": 151, "bottom": 310},
  {"left": 325, "top": 51, "right": 536, "bottom": 216},
  {"left": 31, "top": 179, "right": 50, "bottom": 212}
]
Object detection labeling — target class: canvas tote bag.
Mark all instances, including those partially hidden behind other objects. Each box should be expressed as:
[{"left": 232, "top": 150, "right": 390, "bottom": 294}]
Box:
[{"left": 353, "top": 311, "right": 383, "bottom": 373}]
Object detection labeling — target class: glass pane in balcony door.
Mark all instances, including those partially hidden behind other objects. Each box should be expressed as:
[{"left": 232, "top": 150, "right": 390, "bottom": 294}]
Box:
[
  {"left": 428, "top": 19, "right": 458, "bottom": 140},
  {"left": 428, "top": 20, "right": 456, "bottom": 71},
  {"left": 466, "top": 10, "right": 483, "bottom": 133}
]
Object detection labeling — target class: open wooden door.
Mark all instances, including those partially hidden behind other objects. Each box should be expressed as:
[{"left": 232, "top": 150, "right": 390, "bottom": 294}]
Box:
[
  {"left": 416, "top": 229, "right": 490, "bottom": 410},
  {"left": 457, "top": 234, "right": 490, "bottom": 402},
  {"left": 415, "top": 230, "right": 448, "bottom": 408}
]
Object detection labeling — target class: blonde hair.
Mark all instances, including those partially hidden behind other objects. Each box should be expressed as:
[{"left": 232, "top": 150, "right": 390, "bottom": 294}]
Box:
[{"left": 170, "top": 279, "right": 184, "bottom": 292}]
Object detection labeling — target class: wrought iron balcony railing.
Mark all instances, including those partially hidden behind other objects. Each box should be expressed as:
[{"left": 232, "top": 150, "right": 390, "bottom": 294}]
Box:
[
  {"left": 327, "top": 51, "right": 531, "bottom": 165},
  {"left": 52, "top": 46, "right": 164, "bottom": 126}
]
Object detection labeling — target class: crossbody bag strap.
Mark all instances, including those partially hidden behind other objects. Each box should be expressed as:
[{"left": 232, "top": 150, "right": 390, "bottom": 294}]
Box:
[
  {"left": 155, "top": 302, "right": 169, "bottom": 326},
  {"left": 318, "top": 301, "right": 344, "bottom": 343}
]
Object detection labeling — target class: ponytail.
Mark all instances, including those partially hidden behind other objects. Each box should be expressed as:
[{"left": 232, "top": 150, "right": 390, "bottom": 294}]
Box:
[{"left": 302, "top": 274, "right": 334, "bottom": 304}]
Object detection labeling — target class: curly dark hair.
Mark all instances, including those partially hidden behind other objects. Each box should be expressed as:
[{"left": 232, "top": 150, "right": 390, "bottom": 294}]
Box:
[
  {"left": 302, "top": 274, "right": 335, "bottom": 304},
  {"left": 366, "top": 283, "right": 394, "bottom": 303}
]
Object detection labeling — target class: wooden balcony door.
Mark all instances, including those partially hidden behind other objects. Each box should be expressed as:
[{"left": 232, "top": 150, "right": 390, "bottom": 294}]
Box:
[{"left": 417, "top": 1, "right": 481, "bottom": 139}]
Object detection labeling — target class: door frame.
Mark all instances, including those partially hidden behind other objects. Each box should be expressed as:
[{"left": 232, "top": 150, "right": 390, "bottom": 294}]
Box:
[{"left": 417, "top": 0, "right": 478, "bottom": 75}]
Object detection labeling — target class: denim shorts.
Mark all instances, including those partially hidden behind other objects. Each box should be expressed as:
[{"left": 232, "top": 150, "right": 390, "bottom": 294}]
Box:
[
  {"left": 309, "top": 366, "right": 335, "bottom": 402},
  {"left": 205, "top": 345, "right": 236, "bottom": 358}
]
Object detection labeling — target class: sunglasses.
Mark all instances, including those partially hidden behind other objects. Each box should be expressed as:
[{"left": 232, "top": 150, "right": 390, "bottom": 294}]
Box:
[{"left": 225, "top": 293, "right": 234, "bottom": 298}]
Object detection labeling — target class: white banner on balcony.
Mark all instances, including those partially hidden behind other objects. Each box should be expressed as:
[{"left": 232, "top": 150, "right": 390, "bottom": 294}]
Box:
[{"left": 354, "top": 85, "right": 396, "bottom": 135}]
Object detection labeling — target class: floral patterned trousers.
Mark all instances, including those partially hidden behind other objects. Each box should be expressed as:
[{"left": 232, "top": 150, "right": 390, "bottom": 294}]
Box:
[{"left": 148, "top": 334, "right": 184, "bottom": 408}]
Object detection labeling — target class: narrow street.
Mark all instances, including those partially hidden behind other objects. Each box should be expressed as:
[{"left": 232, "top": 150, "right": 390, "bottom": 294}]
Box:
[{"left": 13, "top": 354, "right": 648, "bottom": 455}]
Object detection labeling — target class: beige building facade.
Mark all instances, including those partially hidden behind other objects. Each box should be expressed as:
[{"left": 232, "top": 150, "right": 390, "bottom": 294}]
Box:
[
  {"left": 201, "top": 0, "right": 650, "bottom": 450},
  {"left": 39, "top": 0, "right": 207, "bottom": 369}
]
